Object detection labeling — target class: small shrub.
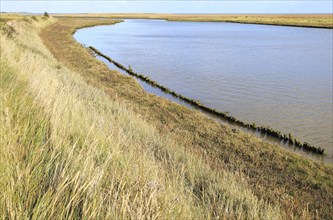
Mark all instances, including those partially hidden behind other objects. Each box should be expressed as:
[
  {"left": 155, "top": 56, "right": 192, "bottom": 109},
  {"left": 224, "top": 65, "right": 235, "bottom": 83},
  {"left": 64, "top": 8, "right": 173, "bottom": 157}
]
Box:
[{"left": 44, "top": 12, "right": 50, "bottom": 18}]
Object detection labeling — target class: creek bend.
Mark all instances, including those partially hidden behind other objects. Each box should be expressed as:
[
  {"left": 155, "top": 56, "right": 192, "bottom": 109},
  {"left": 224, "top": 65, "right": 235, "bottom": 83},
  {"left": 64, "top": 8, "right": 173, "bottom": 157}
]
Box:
[{"left": 74, "top": 19, "right": 333, "bottom": 163}]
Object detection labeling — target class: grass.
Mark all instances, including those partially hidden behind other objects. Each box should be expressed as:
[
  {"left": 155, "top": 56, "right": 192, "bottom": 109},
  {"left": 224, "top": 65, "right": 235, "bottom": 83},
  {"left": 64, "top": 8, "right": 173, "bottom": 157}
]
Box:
[
  {"left": 1, "top": 14, "right": 333, "bottom": 219},
  {"left": 166, "top": 14, "right": 333, "bottom": 28},
  {"left": 55, "top": 13, "right": 333, "bottom": 28}
]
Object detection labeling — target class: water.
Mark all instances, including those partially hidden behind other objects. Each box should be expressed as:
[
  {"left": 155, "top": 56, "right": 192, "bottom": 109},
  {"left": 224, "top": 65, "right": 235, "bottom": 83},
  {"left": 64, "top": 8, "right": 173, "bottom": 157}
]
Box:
[{"left": 75, "top": 19, "right": 333, "bottom": 163}]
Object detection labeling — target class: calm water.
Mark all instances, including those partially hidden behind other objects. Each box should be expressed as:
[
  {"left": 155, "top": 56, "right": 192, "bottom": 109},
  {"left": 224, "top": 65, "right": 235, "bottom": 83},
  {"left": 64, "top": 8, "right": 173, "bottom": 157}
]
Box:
[{"left": 75, "top": 19, "right": 333, "bottom": 163}]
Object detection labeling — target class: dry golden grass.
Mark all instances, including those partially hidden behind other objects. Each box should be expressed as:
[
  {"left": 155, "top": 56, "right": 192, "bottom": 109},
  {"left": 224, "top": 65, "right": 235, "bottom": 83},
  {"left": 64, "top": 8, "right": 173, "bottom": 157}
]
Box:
[
  {"left": 40, "top": 17, "right": 333, "bottom": 219},
  {"left": 0, "top": 15, "right": 282, "bottom": 219},
  {"left": 55, "top": 13, "right": 333, "bottom": 28},
  {"left": 0, "top": 14, "right": 333, "bottom": 219}
]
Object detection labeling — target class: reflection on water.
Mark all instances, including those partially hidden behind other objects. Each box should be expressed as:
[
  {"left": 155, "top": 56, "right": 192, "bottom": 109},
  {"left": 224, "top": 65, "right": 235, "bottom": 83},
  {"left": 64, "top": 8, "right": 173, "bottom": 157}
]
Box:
[{"left": 75, "top": 19, "right": 333, "bottom": 163}]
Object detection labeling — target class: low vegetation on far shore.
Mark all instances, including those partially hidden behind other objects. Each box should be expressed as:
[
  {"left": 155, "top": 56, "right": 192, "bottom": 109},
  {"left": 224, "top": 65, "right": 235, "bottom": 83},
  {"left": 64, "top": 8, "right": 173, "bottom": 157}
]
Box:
[
  {"left": 55, "top": 13, "right": 333, "bottom": 28},
  {"left": 1, "top": 14, "right": 333, "bottom": 219}
]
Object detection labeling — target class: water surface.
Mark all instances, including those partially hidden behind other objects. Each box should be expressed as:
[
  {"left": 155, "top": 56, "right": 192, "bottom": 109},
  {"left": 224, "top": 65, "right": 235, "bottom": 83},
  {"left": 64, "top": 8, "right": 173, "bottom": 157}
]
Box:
[{"left": 75, "top": 19, "right": 333, "bottom": 163}]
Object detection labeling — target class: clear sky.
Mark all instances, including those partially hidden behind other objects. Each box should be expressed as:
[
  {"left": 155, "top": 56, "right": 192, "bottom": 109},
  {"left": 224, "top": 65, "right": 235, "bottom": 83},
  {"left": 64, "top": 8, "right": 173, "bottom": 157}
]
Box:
[{"left": 1, "top": 1, "right": 332, "bottom": 14}]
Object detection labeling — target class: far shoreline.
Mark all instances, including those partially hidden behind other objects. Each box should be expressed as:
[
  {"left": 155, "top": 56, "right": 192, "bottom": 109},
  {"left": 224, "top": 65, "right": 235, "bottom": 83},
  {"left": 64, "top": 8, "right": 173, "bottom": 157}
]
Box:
[{"left": 52, "top": 13, "right": 333, "bottom": 29}]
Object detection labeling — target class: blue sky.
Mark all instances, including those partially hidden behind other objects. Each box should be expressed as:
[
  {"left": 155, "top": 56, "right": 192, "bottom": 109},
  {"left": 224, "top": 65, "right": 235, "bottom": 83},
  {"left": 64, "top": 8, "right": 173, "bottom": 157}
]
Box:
[{"left": 1, "top": 1, "right": 332, "bottom": 14}]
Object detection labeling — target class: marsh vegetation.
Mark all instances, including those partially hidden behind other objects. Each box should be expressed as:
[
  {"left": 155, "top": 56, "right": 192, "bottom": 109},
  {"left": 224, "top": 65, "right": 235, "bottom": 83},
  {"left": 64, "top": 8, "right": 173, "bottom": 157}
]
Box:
[
  {"left": 56, "top": 13, "right": 333, "bottom": 28},
  {"left": 1, "top": 14, "right": 333, "bottom": 219}
]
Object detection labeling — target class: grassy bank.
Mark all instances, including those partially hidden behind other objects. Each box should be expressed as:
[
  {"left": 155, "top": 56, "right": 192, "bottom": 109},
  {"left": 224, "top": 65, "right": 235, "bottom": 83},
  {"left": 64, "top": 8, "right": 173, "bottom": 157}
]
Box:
[
  {"left": 56, "top": 13, "right": 333, "bottom": 28},
  {"left": 1, "top": 15, "right": 333, "bottom": 219}
]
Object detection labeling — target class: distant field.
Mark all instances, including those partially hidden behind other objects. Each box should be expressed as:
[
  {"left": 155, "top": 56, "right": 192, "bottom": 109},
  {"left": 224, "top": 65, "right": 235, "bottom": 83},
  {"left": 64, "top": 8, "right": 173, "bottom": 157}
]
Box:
[{"left": 54, "top": 13, "right": 333, "bottom": 28}]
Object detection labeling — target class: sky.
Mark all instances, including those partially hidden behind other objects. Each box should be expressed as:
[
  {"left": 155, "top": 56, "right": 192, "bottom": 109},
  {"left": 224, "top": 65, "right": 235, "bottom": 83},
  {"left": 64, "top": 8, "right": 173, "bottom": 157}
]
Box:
[{"left": 1, "top": 1, "right": 333, "bottom": 14}]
